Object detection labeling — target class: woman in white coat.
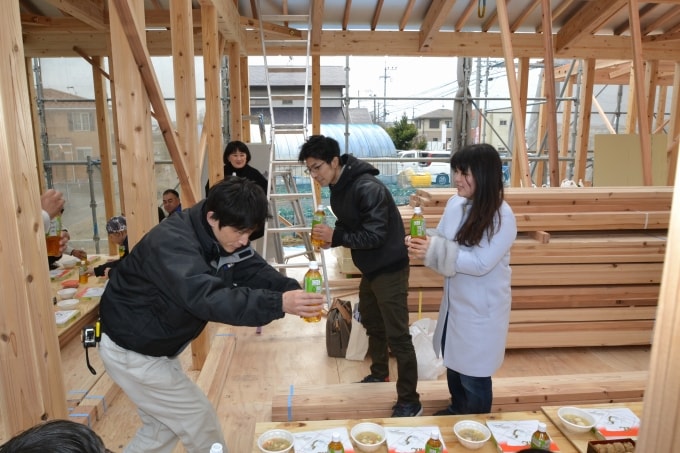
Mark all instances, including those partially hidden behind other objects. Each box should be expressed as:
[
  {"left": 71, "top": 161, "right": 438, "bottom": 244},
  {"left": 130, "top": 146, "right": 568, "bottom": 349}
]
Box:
[{"left": 407, "top": 143, "right": 517, "bottom": 415}]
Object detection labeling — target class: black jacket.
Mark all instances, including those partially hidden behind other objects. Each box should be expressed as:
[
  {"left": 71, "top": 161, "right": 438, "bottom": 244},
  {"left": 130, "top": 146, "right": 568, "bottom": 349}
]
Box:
[
  {"left": 100, "top": 200, "right": 300, "bottom": 357},
  {"left": 329, "top": 154, "right": 409, "bottom": 279}
]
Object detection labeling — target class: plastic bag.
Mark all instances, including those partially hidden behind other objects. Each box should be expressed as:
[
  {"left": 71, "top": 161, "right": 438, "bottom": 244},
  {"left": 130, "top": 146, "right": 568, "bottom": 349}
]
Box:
[
  {"left": 409, "top": 318, "right": 445, "bottom": 380},
  {"left": 345, "top": 318, "right": 369, "bottom": 361}
]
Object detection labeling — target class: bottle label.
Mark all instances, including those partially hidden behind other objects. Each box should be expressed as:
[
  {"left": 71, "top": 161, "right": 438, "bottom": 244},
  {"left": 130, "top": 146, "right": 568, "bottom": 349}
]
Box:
[
  {"left": 304, "top": 276, "right": 322, "bottom": 293},
  {"left": 410, "top": 218, "right": 425, "bottom": 238},
  {"left": 531, "top": 435, "right": 551, "bottom": 449},
  {"left": 425, "top": 444, "right": 442, "bottom": 453}
]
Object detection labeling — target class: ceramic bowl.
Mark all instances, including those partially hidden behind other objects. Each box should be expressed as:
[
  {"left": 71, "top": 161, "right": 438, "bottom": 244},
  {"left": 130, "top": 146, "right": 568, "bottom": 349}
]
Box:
[
  {"left": 57, "top": 298, "right": 79, "bottom": 308},
  {"left": 350, "top": 422, "right": 385, "bottom": 452},
  {"left": 453, "top": 420, "right": 491, "bottom": 450},
  {"left": 558, "top": 406, "right": 597, "bottom": 434},
  {"left": 57, "top": 288, "right": 78, "bottom": 300},
  {"left": 257, "top": 429, "right": 294, "bottom": 453}
]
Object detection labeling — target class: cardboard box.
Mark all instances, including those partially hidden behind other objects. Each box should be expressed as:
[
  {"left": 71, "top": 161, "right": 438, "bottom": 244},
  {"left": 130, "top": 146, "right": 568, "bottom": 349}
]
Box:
[{"left": 586, "top": 438, "right": 636, "bottom": 453}]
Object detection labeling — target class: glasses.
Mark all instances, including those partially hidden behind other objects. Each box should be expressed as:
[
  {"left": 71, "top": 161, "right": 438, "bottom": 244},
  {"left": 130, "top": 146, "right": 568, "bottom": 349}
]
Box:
[{"left": 304, "top": 162, "right": 327, "bottom": 175}]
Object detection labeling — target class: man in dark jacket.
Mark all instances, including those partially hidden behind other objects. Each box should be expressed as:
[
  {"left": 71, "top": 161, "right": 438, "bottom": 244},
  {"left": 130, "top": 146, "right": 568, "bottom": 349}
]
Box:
[
  {"left": 98, "top": 178, "right": 324, "bottom": 453},
  {"left": 298, "top": 135, "right": 422, "bottom": 418}
]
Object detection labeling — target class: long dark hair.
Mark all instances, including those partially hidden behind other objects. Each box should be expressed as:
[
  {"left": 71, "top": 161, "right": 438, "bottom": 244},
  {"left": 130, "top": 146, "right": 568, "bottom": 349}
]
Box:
[{"left": 452, "top": 143, "right": 504, "bottom": 247}]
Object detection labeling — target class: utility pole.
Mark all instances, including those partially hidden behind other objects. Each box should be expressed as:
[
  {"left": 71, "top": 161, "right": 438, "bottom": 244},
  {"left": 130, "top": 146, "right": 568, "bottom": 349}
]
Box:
[{"left": 380, "top": 64, "right": 396, "bottom": 123}]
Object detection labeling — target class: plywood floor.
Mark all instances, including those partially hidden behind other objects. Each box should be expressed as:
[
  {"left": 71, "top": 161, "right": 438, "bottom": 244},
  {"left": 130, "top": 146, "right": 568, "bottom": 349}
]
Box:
[{"left": 59, "top": 296, "right": 650, "bottom": 453}]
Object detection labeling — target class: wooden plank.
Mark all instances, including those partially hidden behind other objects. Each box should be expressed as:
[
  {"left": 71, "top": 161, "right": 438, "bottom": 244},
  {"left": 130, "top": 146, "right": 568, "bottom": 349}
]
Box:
[
  {"left": 196, "top": 333, "right": 237, "bottom": 406},
  {"left": 506, "top": 320, "right": 654, "bottom": 348},
  {"left": 271, "top": 371, "right": 647, "bottom": 421}
]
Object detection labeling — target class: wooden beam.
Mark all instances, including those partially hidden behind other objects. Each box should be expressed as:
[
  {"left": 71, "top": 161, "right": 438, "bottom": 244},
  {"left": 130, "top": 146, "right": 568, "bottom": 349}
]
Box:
[
  {"left": 197, "top": 0, "right": 244, "bottom": 52},
  {"left": 592, "top": 96, "right": 616, "bottom": 134},
  {"left": 655, "top": 86, "right": 668, "bottom": 133},
  {"left": 239, "top": 56, "right": 250, "bottom": 141},
  {"left": 399, "top": 0, "right": 417, "bottom": 31},
  {"left": 0, "top": 0, "right": 68, "bottom": 435},
  {"left": 240, "top": 16, "right": 303, "bottom": 39},
  {"left": 202, "top": 4, "right": 223, "bottom": 193},
  {"left": 108, "top": 0, "right": 159, "bottom": 244},
  {"left": 636, "top": 144, "right": 680, "bottom": 453},
  {"left": 43, "top": 0, "right": 107, "bottom": 30},
  {"left": 170, "top": 0, "right": 200, "bottom": 197},
  {"left": 536, "top": 0, "right": 577, "bottom": 33},
  {"left": 540, "top": 0, "right": 559, "bottom": 187},
  {"left": 109, "top": 0, "right": 198, "bottom": 206},
  {"left": 629, "top": 0, "right": 653, "bottom": 186},
  {"left": 25, "top": 57, "right": 46, "bottom": 193},
  {"left": 559, "top": 77, "right": 574, "bottom": 178},
  {"left": 556, "top": 0, "right": 627, "bottom": 52},
  {"left": 91, "top": 56, "right": 118, "bottom": 256},
  {"left": 370, "top": 0, "right": 384, "bottom": 31},
  {"left": 418, "top": 0, "right": 456, "bottom": 52},
  {"left": 496, "top": 0, "right": 531, "bottom": 187},
  {"left": 510, "top": 0, "right": 540, "bottom": 33},
  {"left": 310, "top": 0, "right": 323, "bottom": 55},
  {"left": 667, "top": 63, "right": 680, "bottom": 185},
  {"left": 645, "top": 60, "right": 659, "bottom": 132},
  {"left": 227, "top": 42, "right": 241, "bottom": 141},
  {"left": 454, "top": 0, "right": 477, "bottom": 32},
  {"left": 574, "top": 59, "right": 595, "bottom": 183}
]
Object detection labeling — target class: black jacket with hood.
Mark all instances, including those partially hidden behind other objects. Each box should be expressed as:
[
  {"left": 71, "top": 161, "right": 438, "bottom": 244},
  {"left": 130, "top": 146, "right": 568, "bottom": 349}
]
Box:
[
  {"left": 100, "top": 200, "right": 300, "bottom": 357},
  {"left": 329, "top": 154, "right": 409, "bottom": 279}
]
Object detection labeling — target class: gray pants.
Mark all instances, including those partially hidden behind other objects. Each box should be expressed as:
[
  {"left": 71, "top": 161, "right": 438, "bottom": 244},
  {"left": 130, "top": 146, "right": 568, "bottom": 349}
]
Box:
[{"left": 99, "top": 334, "right": 226, "bottom": 453}]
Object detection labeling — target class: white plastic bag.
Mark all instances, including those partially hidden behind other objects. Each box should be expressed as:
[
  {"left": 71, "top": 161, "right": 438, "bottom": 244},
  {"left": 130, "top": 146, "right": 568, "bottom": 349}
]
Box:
[
  {"left": 345, "top": 318, "right": 369, "bottom": 361},
  {"left": 410, "top": 318, "right": 446, "bottom": 380}
]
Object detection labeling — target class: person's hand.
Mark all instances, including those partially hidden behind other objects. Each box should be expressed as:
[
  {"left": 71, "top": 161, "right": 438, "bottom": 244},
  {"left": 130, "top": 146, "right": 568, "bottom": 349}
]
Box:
[
  {"left": 311, "top": 223, "right": 333, "bottom": 249},
  {"left": 40, "top": 189, "right": 65, "bottom": 219},
  {"left": 70, "top": 249, "right": 88, "bottom": 260},
  {"left": 281, "top": 289, "right": 325, "bottom": 318},
  {"left": 407, "top": 236, "right": 430, "bottom": 260}
]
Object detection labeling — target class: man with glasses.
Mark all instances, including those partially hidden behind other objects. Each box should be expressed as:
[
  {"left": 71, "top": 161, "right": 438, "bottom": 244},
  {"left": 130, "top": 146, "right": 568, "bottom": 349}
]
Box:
[{"left": 298, "top": 135, "right": 422, "bottom": 418}]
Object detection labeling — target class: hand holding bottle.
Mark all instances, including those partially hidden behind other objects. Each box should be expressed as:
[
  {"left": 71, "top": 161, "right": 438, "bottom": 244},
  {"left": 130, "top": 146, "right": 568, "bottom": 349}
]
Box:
[{"left": 281, "top": 289, "right": 325, "bottom": 318}]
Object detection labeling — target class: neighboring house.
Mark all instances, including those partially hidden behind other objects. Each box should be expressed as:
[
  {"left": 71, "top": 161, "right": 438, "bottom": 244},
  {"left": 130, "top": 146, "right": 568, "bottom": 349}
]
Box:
[
  {"left": 481, "top": 109, "right": 513, "bottom": 152},
  {"left": 413, "top": 108, "right": 453, "bottom": 150}
]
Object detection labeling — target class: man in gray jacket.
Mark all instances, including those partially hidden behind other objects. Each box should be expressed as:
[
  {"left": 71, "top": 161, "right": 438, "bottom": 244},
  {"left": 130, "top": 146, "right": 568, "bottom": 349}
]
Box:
[{"left": 98, "top": 177, "right": 324, "bottom": 453}]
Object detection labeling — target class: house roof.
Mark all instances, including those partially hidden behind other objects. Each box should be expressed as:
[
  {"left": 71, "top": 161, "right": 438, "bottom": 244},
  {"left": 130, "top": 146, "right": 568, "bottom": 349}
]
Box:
[
  {"left": 416, "top": 109, "right": 454, "bottom": 120},
  {"left": 248, "top": 66, "right": 346, "bottom": 87}
]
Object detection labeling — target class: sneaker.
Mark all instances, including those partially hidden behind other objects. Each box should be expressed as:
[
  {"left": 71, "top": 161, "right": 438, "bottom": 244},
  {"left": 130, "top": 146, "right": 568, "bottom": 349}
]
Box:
[
  {"left": 433, "top": 407, "right": 455, "bottom": 416},
  {"left": 391, "top": 401, "right": 423, "bottom": 417},
  {"left": 357, "top": 374, "right": 389, "bottom": 383}
]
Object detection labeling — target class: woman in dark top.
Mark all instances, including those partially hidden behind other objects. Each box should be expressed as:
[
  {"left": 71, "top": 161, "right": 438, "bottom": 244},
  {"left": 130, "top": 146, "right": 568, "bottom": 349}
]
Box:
[
  {"left": 93, "top": 216, "right": 129, "bottom": 278},
  {"left": 207, "top": 141, "right": 269, "bottom": 240}
]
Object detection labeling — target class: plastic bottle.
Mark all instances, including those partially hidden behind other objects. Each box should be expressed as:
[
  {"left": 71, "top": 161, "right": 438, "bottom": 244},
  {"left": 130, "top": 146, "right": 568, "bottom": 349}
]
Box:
[
  {"left": 327, "top": 431, "right": 344, "bottom": 453},
  {"left": 530, "top": 422, "right": 551, "bottom": 450},
  {"left": 311, "top": 204, "right": 326, "bottom": 249},
  {"left": 302, "top": 261, "right": 322, "bottom": 323},
  {"left": 78, "top": 259, "right": 89, "bottom": 284},
  {"left": 424, "top": 430, "right": 442, "bottom": 453},
  {"left": 410, "top": 206, "right": 426, "bottom": 239},
  {"left": 209, "top": 443, "right": 223, "bottom": 453}
]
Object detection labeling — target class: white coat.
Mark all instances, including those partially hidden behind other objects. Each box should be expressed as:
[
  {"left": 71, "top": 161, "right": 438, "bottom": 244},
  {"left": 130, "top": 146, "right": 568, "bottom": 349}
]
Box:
[{"left": 427, "top": 195, "right": 517, "bottom": 377}]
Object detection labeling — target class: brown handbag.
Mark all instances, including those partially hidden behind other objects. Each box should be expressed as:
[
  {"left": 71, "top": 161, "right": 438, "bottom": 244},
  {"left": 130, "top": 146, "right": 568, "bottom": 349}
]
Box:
[{"left": 326, "top": 298, "right": 352, "bottom": 358}]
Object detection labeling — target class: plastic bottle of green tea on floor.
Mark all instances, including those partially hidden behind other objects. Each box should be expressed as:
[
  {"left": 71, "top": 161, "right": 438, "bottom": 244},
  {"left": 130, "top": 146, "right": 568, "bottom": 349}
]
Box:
[
  {"left": 302, "top": 261, "right": 322, "bottom": 323},
  {"left": 424, "top": 430, "right": 442, "bottom": 453},
  {"left": 311, "top": 204, "right": 326, "bottom": 249},
  {"left": 327, "top": 431, "right": 344, "bottom": 453},
  {"left": 530, "top": 422, "right": 551, "bottom": 449},
  {"left": 410, "top": 206, "right": 426, "bottom": 239},
  {"left": 209, "top": 443, "right": 223, "bottom": 453}
]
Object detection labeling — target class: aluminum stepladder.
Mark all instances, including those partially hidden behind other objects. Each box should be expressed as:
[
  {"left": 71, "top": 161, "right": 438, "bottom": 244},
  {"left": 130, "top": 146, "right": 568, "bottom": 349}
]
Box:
[{"left": 256, "top": 1, "right": 332, "bottom": 307}]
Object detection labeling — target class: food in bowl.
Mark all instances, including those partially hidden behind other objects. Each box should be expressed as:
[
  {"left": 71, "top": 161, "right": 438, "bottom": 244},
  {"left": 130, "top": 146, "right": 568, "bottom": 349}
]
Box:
[
  {"left": 350, "top": 422, "right": 385, "bottom": 452},
  {"left": 453, "top": 420, "right": 491, "bottom": 450},
  {"left": 257, "top": 429, "right": 294, "bottom": 453},
  {"left": 558, "top": 406, "right": 597, "bottom": 434},
  {"left": 57, "top": 288, "right": 78, "bottom": 300}
]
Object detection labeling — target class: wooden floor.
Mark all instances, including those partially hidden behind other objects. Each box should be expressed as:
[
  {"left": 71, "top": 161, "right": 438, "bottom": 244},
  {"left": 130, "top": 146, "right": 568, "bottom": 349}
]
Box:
[{"left": 57, "top": 298, "right": 651, "bottom": 453}]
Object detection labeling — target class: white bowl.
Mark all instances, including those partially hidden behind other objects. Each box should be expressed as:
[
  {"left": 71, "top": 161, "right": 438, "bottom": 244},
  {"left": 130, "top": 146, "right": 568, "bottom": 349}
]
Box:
[
  {"left": 257, "top": 429, "right": 294, "bottom": 453},
  {"left": 558, "top": 406, "right": 597, "bottom": 434},
  {"left": 350, "top": 422, "right": 386, "bottom": 452},
  {"left": 57, "top": 288, "right": 78, "bottom": 300},
  {"left": 453, "top": 420, "right": 491, "bottom": 450},
  {"left": 57, "top": 298, "right": 79, "bottom": 308}
]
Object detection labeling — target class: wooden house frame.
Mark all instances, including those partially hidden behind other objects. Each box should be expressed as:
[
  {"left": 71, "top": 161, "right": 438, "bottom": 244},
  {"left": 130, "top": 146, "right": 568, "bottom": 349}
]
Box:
[{"left": 2, "top": 1, "right": 679, "bottom": 449}]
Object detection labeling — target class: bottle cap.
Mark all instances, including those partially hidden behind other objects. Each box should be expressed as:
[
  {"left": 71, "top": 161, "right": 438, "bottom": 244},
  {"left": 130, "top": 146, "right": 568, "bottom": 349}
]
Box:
[
  {"left": 414, "top": 206, "right": 422, "bottom": 214},
  {"left": 317, "top": 204, "right": 324, "bottom": 211},
  {"left": 331, "top": 432, "right": 341, "bottom": 441},
  {"left": 309, "top": 261, "right": 319, "bottom": 269},
  {"left": 430, "top": 430, "right": 439, "bottom": 439},
  {"left": 537, "top": 422, "right": 547, "bottom": 431}
]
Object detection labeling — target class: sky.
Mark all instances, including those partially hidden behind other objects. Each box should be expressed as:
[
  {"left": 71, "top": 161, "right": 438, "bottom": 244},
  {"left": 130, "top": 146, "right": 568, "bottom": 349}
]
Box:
[{"left": 37, "top": 55, "right": 542, "bottom": 122}]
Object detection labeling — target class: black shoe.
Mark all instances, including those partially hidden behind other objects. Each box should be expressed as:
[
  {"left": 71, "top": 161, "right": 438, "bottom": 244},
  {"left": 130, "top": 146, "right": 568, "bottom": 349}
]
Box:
[
  {"left": 357, "top": 374, "right": 389, "bottom": 383},
  {"left": 433, "top": 407, "right": 455, "bottom": 416},
  {"left": 391, "top": 401, "right": 423, "bottom": 417}
]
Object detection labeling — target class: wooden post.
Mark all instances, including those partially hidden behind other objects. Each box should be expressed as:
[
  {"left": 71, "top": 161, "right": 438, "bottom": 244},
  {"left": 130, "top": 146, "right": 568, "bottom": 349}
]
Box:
[
  {"left": 109, "top": 0, "right": 157, "bottom": 246},
  {"left": 541, "top": 0, "right": 560, "bottom": 187},
  {"left": 92, "top": 56, "right": 118, "bottom": 255},
  {"left": 509, "top": 57, "right": 531, "bottom": 187},
  {"left": 574, "top": 59, "right": 595, "bottom": 184},
  {"left": 25, "top": 58, "right": 47, "bottom": 193},
  {"left": 170, "top": 0, "right": 200, "bottom": 192},
  {"left": 240, "top": 57, "right": 251, "bottom": 141},
  {"left": 666, "top": 63, "right": 680, "bottom": 185},
  {"left": 202, "top": 3, "right": 224, "bottom": 191},
  {"left": 0, "top": 0, "right": 67, "bottom": 437},
  {"left": 228, "top": 42, "right": 242, "bottom": 141},
  {"left": 559, "top": 76, "right": 574, "bottom": 180}
]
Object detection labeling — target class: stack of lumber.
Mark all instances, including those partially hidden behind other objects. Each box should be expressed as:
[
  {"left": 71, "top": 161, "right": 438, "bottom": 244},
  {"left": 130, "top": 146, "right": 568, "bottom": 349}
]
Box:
[
  {"left": 402, "top": 186, "right": 670, "bottom": 348},
  {"left": 272, "top": 370, "right": 647, "bottom": 421}
]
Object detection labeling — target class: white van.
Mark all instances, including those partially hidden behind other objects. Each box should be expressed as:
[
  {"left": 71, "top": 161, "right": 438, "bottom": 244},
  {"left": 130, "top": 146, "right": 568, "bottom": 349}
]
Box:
[{"left": 397, "top": 150, "right": 451, "bottom": 185}]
